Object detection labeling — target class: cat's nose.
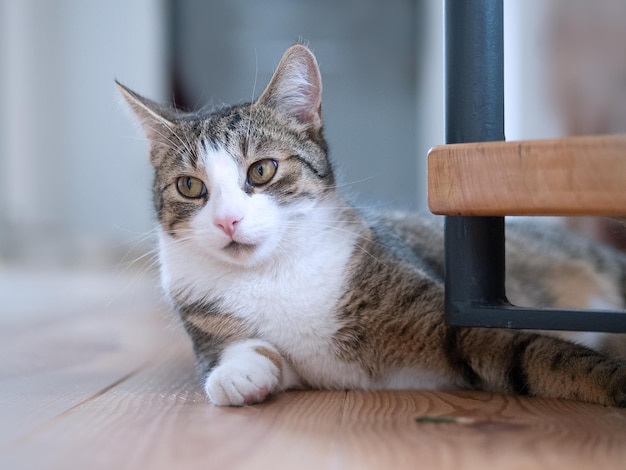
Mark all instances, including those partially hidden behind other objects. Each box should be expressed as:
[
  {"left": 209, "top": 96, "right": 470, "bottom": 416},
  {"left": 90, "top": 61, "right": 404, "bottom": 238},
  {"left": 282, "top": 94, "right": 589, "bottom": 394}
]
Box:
[{"left": 214, "top": 214, "right": 243, "bottom": 238}]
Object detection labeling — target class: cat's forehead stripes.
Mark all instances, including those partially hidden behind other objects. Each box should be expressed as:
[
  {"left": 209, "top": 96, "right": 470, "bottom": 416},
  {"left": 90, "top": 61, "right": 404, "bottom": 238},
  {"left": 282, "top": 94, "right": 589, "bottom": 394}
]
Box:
[{"left": 196, "top": 105, "right": 253, "bottom": 156}]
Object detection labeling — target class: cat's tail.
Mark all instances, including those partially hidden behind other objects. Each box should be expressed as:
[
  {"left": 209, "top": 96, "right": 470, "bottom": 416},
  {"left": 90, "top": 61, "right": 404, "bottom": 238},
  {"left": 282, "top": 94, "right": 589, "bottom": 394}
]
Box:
[
  {"left": 443, "top": 326, "right": 626, "bottom": 407},
  {"left": 619, "top": 253, "right": 626, "bottom": 308},
  {"left": 612, "top": 219, "right": 626, "bottom": 306}
]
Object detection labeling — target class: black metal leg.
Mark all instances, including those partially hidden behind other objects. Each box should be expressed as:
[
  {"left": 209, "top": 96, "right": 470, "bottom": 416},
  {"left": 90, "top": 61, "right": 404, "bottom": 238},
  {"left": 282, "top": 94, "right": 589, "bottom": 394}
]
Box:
[
  {"left": 444, "top": 0, "right": 508, "bottom": 323},
  {"left": 445, "top": 216, "right": 507, "bottom": 313},
  {"left": 442, "top": 0, "right": 626, "bottom": 333},
  {"left": 445, "top": 0, "right": 504, "bottom": 145}
]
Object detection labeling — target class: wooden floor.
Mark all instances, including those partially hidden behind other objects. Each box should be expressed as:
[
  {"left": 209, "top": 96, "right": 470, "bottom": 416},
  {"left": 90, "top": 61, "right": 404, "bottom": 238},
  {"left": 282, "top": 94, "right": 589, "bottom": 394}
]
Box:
[{"left": 2, "top": 268, "right": 626, "bottom": 470}]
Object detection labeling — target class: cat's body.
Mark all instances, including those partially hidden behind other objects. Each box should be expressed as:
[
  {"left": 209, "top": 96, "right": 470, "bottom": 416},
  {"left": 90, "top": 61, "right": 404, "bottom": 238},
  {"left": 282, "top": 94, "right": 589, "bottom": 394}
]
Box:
[{"left": 119, "top": 44, "right": 626, "bottom": 407}]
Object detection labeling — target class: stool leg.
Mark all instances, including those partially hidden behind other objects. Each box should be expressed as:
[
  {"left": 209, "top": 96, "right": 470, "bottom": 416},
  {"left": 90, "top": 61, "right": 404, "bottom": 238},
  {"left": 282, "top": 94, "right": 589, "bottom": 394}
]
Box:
[
  {"left": 444, "top": 0, "right": 507, "bottom": 324},
  {"left": 445, "top": 216, "right": 508, "bottom": 326}
]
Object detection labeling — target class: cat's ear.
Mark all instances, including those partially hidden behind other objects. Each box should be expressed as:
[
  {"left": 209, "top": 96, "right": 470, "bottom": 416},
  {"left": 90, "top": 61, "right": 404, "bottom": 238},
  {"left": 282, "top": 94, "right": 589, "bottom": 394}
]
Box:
[
  {"left": 116, "top": 81, "right": 177, "bottom": 142},
  {"left": 256, "top": 44, "right": 323, "bottom": 131}
]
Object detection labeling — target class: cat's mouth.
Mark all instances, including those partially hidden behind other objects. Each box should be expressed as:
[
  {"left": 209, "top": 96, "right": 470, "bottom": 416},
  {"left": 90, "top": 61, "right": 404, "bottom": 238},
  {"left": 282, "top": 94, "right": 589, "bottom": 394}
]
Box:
[{"left": 224, "top": 241, "right": 257, "bottom": 255}]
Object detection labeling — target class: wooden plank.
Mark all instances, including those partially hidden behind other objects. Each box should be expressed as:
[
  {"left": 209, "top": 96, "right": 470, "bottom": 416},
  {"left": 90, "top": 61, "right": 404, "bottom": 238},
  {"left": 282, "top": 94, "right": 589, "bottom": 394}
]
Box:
[
  {"left": 4, "top": 354, "right": 626, "bottom": 470},
  {"left": 3, "top": 270, "right": 626, "bottom": 469},
  {"left": 5, "top": 384, "right": 626, "bottom": 470},
  {"left": 428, "top": 134, "right": 626, "bottom": 216}
]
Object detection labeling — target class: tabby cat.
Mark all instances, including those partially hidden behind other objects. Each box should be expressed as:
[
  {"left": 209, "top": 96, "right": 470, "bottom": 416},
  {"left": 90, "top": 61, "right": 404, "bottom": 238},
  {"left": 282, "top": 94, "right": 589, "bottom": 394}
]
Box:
[{"left": 118, "top": 44, "right": 626, "bottom": 407}]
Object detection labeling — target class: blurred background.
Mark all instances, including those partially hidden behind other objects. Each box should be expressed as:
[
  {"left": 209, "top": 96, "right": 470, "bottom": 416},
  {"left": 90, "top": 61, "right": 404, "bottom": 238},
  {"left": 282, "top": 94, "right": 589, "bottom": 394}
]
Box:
[{"left": 0, "top": 0, "right": 624, "bottom": 282}]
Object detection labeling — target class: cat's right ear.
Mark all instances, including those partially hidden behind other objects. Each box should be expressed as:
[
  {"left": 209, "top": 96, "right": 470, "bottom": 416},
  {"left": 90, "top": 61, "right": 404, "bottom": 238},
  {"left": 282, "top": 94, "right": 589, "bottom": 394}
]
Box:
[
  {"left": 116, "top": 81, "right": 177, "bottom": 143},
  {"left": 255, "top": 44, "right": 323, "bottom": 132}
]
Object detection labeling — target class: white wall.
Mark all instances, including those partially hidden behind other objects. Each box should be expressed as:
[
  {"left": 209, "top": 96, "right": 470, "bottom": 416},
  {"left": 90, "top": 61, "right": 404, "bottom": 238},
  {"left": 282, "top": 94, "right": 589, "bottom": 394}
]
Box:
[
  {"left": 504, "top": 0, "right": 562, "bottom": 141},
  {"left": 415, "top": 0, "right": 444, "bottom": 212},
  {"left": 0, "top": 0, "right": 166, "bottom": 265}
]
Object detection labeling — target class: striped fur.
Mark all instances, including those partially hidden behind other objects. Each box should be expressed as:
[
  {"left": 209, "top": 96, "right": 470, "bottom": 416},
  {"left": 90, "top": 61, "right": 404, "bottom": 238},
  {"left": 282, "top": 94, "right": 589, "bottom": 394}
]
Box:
[{"left": 119, "top": 44, "right": 626, "bottom": 407}]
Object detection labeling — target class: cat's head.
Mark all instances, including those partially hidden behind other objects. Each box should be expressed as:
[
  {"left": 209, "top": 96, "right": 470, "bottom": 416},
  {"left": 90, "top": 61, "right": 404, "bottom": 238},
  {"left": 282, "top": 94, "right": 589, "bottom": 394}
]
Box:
[{"left": 118, "top": 45, "right": 336, "bottom": 267}]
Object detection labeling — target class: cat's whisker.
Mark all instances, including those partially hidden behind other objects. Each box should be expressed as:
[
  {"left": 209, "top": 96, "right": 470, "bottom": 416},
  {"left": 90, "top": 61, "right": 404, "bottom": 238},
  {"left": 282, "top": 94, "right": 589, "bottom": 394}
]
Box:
[
  {"left": 143, "top": 125, "right": 190, "bottom": 155},
  {"left": 120, "top": 135, "right": 157, "bottom": 146},
  {"left": 324, "top": 175, "right": 377, "bottom": 190},
  {"left": 111, "top": 228, "right": 161, "bottom": 271},
  {"left": 104, "top": 248, "right": 163, "bottom": 308},
  {"left": 111, "top": 224, "right": 161, "bottom": 237},
  {"left": 245, "top": 48, "right": 259, "bottom": 150},
  {"left": 115, "top": 247, "right": 160, "bottom": 275},
  {"left": 144, "top": 118, "right": 200, "bottom": 164},
  {"left": 276, "top": 220, "right": 385, "bottom": 264},
  {"left": 113, "top": 231, "right": 161, "bottom": 267},
  {"left": 182, "top": 127, "right": 202, "bottom": 166}
]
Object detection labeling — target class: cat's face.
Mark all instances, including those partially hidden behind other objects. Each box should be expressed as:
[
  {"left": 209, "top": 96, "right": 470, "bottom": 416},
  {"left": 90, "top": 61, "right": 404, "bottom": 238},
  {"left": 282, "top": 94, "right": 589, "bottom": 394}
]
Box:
[{"left": 119, "top": 45, "right": 334, "bottom": 267}]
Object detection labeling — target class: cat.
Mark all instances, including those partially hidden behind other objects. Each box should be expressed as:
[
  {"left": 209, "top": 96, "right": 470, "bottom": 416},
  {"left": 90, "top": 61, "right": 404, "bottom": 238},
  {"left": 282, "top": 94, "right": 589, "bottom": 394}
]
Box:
[{"left": 118, "top": 44, "right": 626, "bottom": 407}]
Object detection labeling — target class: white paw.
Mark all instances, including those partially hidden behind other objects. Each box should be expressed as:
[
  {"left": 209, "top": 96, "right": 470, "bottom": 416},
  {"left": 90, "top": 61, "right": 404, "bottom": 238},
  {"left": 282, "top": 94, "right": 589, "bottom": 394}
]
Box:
[{"left": 205, "top": 352, "right": 280, "bottom": 407}]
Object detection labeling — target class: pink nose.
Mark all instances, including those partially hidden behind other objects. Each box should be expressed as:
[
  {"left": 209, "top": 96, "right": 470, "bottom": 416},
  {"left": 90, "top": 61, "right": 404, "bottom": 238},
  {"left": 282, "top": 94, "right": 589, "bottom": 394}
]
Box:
[{"left": 214, "top": 214, "right": 243, "bottom": 238}]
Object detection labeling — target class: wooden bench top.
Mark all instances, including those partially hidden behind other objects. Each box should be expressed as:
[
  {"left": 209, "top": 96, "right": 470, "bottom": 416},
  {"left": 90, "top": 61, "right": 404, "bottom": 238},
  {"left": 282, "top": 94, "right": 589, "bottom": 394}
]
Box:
[{"left": 428, "top": 134, "right": 626, "bottom": 216}]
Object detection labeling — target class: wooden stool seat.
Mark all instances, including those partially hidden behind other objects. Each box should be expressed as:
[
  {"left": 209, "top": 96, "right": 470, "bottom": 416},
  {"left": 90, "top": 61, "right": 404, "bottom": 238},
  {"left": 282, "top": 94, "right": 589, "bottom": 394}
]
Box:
[{"left": 428, "top": 134, "right": 626, "bottom": 217}]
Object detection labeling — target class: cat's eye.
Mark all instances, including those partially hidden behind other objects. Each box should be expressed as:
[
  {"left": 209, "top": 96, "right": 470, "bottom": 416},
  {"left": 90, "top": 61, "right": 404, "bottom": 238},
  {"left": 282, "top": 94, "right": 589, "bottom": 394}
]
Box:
[
  {"left": 247, "top": 159, "right": 278, "bottom": 187},
  {"left": 176, "top": 176, "right": 207, "bottom": 199}
]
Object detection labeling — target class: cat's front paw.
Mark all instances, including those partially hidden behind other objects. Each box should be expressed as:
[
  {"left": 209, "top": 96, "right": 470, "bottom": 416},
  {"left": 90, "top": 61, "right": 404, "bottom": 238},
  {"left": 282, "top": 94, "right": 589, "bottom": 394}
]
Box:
[{"left": 205, "top": 346, "right": 281, "bottom": 406}]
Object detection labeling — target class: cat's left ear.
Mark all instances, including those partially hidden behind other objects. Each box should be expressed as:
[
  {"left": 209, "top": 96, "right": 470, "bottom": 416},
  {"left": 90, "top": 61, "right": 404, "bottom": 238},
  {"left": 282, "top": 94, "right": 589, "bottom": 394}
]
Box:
[
  {"left": 116, "top": 81, "right": 178, "bottom": 143},
  {"left": 256, "top": 44, "right": 323, "bottom": 132}
]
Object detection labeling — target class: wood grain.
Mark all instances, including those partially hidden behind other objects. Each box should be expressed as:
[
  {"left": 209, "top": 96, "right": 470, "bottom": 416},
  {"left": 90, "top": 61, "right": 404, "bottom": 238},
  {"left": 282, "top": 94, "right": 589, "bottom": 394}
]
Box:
[
  {"left": 428, "top": 134, "right": 626, "bottom": 216},
  {"left": 2, "top": 271, "right": 626, "bottom": 470}
]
